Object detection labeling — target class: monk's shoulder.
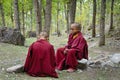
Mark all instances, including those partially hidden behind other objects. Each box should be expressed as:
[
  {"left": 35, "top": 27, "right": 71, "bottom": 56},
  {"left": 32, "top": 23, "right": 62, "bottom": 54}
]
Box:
[
  {"left": 30, "top": 42, "right": 35, "bottom": 46},
  {"left": 44, "top": 41, "right": 53, "bottom": 48},
  {"left": 78, "top": 35, "right": 87, "bottom": 42},
  {"left": 32, "top": 41, "right": 39, "bottom": 46},
  {"left": 78, "top": 34, "right": 84, "bottom": 39},
  {"left": 49, "top": 43, "right": 54, "bottom": 48}
]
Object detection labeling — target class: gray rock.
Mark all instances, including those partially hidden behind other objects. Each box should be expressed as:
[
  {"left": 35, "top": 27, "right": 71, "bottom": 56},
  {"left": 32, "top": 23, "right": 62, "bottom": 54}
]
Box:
[
  {"left": 101, "top": 60, "right": 114, "bottom": 68},
  {"left": 77, "top": 59, "right": 88, "bottom": 70},
  {"left": 77, "top": 69, "right": 83, "bottom": 73},
  {"left": 6, "top": 64, "right": 24, "bottom": 73},
  {"left": 0, "top": 28, "right": 25, "bottom": 46},
  {"left": 27, "top": 31, "right": 36, "bottom": 38},
  {"left": 110, "top": 53, "right": 120, "bottom": 64},
  {"left": 91, "top": 61, "right": 103, "bottom": 68},
  {"left": 87, "top": 60, "right": 94, "bottom": 65},
  {"left": 78, "top": 59, "right": 88, "bottom": 64}
]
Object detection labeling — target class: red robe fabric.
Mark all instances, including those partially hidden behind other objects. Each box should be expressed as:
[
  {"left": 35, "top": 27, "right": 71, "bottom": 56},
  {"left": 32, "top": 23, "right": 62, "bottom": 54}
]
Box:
[
  {"left": 56, "top": 32, "right": 88, "bottom": 70},
  {"left": 24, "top": 39, "right": 58, "bottom": 78}
]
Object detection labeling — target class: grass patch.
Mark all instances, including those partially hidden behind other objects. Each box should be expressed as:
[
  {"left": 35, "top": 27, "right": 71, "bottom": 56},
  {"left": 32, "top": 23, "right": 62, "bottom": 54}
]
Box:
[{"left": 0, "top": 35, "right": 120, "bottom": 80}]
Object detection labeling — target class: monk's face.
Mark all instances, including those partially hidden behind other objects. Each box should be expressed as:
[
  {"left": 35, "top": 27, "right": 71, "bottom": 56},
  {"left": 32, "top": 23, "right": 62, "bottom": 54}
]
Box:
[
  {"left": 46, "top": 37, "right": 49, "bottom": 41},
  {"left": 70, "top": 25, "right": 79, "bottom": 35}
]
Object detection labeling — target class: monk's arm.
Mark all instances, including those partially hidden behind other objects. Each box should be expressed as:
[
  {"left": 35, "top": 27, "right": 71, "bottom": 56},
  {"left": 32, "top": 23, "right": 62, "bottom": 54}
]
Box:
[{"left": 50, "top": 46, "right": 56, "bottom": 67}]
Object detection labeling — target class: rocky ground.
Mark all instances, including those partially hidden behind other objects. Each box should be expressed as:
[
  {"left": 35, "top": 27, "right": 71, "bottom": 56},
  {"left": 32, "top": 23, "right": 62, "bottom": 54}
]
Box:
[{"left": 0, "top": 35, "right": 120, "bottom": 80}]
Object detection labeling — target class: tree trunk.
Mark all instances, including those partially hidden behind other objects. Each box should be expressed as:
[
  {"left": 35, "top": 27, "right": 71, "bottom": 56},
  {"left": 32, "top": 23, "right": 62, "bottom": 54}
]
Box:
[
  {"left": 0, "top": 1, "right": 5, "bottom": 27},
  {"left": 92, "top": 0, "right": 97, "bottom": 37},
  {"left": 56, "top": 0, "right": 60, "bottom": 37},
  {"left": 64, "top": 2, "right": 70, "bottom": 34},
  {"left": 44, "top": 0, "right": 52, "bottom": 36},
  {"left": 10, "top": 2, "right": 14, "bottom": 27},
  {"left": 69, "top": 0, "right": 77, "bottom": 24},
  {"left": 22, "top": 0, "right": 25, "bottom": 36},
  {"left": 33, "top": 0, "right": 42, "bottom": 37},
  {"left": 42, "top": 7, "right": 45, "bottom": 27},
  {"left": 80, "top": 0, "right": 82, "bottom": 15},
  {"left": 99, "top": 0, "right": 106, "bottom": 46},
  {"left": 109, "top": 0, "right": 114, "bottom": 32},
  {"left": 38, "top": 0, "right": 42, "bottom": 30},
  {"left": 14, "top": 0, "right": 20, "bottom": 31},
  {"left": 30, "top": 8, "right": 33, "bottom": 31}
]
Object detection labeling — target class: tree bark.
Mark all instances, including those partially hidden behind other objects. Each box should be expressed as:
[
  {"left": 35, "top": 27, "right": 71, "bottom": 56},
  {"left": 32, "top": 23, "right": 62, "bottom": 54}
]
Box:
[
  {"left": 64, "top": 1, "right": 70, "bottom": 34},
  {"left": 42, "top": 7, "right": 45, "bottom": 27},
  {"left": 109, "top": 0, "right": 114, "bottom": 32},
  {"left": 10, "top": 2, "right": 14, "bottom": 27},
  {"left": 80, "top": 0, "right": 82, "bottom": 15},
  {"left": 92, "top": 0, "right": 97, "bottom": 37},
  {"left": 56, "top": 0, "right": 60, "bottom": 37},
  {"left": 69, "top": 0, "right": 77, "bottom": 24},
  {"left": 22, "top": 0, "right": 25, "bottom": 36},
  {"left": 99, "top": 0, "right": 106, "bottom": 46},
  {"left": 14, "top": 0, "right": 20, "bottom": 31},
  {"left": 38, "top": 0, "right": 42, "bottom": 30},
  {"left": 30, "top": 8, "right": 33, "bottom": 31},
  {"left": 0, "top": 1, "right": 5, "bottom": 27},
  {"left": 44, "top": 0, "right": 52, "bottom": 36},
  {"left": 33, "top": 0, "right": 42, "bottom": 37}
]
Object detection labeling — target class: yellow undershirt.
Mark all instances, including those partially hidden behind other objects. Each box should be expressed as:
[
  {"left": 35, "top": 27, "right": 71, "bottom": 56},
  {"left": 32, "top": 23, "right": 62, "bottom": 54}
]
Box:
[{"left": 73, "top": 34, "right": 79, "bottom": 39}]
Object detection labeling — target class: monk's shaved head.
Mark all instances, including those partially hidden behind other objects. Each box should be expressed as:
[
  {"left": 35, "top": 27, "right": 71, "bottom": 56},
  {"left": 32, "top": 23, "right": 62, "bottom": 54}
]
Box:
[
  {"left": 70, "top": 23, "right": 81, "bottom": 35},
  {"left": 71, "top": 23, "right": 81, "bottom": 31},
  {"left": 39, "top": 31, "right": 49, "bottom": 39}
]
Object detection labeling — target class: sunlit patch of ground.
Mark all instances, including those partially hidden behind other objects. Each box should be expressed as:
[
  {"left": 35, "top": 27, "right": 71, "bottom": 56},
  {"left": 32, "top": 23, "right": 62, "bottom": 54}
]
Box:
[{"left": 0, "top": 35, "right": 120, "bottom": 80}]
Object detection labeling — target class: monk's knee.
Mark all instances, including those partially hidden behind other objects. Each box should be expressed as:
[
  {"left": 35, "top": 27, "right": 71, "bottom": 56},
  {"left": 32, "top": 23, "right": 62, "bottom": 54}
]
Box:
[
  {"left": 67, "top": 49, "right": 76, "bottom": 56},
  {"left": 57, "top": 47, "right": 65, "bottom": 52},
  {"left": 68, "top": 49, "right": 76, "bottom": 53}
]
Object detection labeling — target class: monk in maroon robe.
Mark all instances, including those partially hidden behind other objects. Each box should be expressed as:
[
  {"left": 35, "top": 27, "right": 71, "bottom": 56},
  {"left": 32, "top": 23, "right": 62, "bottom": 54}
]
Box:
[
  {"left": 56, "top": 23, "right": 88, "bottom": 72},
  {"left": 24, "top": 32, "right": 58, "bottom": 78}
]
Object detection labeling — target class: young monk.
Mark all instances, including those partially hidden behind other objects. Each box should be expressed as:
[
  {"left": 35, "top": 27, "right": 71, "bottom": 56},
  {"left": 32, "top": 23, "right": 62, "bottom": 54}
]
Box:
[
  {"left": 56, "top": 23, "right": 88, "bottom": 72},
  {"left": 24, "top": 31, "right": 58, "bottom": 78}
]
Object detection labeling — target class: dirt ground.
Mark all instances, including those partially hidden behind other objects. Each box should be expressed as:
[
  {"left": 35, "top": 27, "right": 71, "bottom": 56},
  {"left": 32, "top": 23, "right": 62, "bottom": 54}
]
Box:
[{"left": 0, "top": 35, "right": 120, "bottom": 80}]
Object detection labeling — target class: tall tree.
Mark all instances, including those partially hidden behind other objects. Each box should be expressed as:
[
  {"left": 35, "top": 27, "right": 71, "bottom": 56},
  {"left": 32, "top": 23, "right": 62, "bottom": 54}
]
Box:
[
  {"left": 69, "top": 0, "right": 77, "bottom": 24},
  {"left": 56, "top": 0, "right": 61, "bottom": 36},
  {"left": 64, "top": 1, "right": 70, "bottom": 34},
  {"left": 10, "top": 2, "right": 14, "bottom": 27},
  {"left": 22, "top": 0, "right": 25, "bottom": 36},
  {"left": 30, "top": 8, "right": 33, "bottom": 31},
  {"left": 44, "top": 0, "right": 52, "bottom": 36},
  {"left": 99, "top": 0, "right": 106, "bottom": 46},
  {"left": 92, "top": 0, "right": 97, "bottom": 37},
  {"left": 38, "top": 0, "right": 42, "bottom": 29},
  {"left": 80, "top": 0, "right": 82, "bottom": 15},
  {"left": 0, "top": 0, "right": 6, "bottom": 27},
  {"left": 109, "top": 0, "right": 114, "bottom": 32},
  {"left": 14, "top": 0, "right": 20, "bottom": 31},
  {"left": 33, "top": 0, "right": 42, "bottom": 37}
]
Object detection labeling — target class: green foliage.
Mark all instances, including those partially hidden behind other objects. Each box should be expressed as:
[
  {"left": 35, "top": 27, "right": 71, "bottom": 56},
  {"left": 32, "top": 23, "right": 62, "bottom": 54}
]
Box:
[{"left": 0, "top": 0, "right": 120, "bottom": 34}]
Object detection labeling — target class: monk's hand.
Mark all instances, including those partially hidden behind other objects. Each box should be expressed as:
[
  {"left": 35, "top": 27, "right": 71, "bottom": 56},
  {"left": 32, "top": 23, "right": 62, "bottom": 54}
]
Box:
[{"left": 64, "top": 49, "right": 68, "bottom": 54}]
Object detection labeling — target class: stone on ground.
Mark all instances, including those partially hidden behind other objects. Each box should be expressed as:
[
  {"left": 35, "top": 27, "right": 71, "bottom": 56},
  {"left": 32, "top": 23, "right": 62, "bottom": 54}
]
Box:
[
  {"left": 6, "top": 64, "right": 24, "bottom": 73},
  {"left": 110, "top": 53, "right": 120, "bottom": 64},
  {"left": 101, "top": 60, "right": 114, "bottom": 68},
  {"left": 27, "top": 31, "right": 36, "bottom": 37},
  {"left": 0, "top": 27, "right": 25, "bottom": 46},
  {"left": 77, "top": 59, "right": 88, "bottom": 70}
]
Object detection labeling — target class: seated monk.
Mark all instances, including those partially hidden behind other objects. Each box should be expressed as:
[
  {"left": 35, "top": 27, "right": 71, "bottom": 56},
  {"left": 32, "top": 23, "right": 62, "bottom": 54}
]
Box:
[
  {"left": 56, "top": 23, "right": 88, "bottom": 72},
  {"left": 24, "top": 31, "right": 58, "bottom": 78}
]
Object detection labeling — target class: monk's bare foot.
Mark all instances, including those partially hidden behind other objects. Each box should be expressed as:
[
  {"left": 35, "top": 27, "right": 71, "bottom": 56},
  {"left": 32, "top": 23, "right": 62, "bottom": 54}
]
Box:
[{"left": 67, "top": 68, "right": 76, "bottom": 73}]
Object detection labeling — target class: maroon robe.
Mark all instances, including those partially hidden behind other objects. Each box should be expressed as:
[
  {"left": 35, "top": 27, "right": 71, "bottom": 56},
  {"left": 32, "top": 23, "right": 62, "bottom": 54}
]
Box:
[
  {"left": 56, "top": 32, "right": 88, "bottom": 70},
  {"left": 24, "top": 39, "right": 58, "bottom": 78}
]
